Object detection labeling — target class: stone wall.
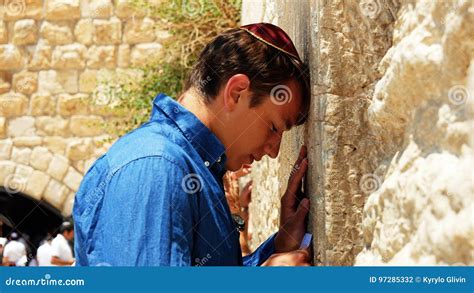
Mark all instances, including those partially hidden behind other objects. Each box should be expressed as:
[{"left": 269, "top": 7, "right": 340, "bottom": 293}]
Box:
[
  {"left": 243, "top": 0, "right": 473, "bottom": 266},
  {"left": 0, "top": 0, "right": 163, "bottom": 215}
]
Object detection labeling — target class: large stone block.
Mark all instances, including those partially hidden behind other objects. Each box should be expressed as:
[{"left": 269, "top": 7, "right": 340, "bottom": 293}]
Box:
[
  {"left": 7, "top": 116, "right": 36, "bottom": 137},
  {"left": 30, "top": 93, "right": 56, "bottom": 116},
  {"left": 11, "top": 147, "right": 32, "bottom": 165},
  {"left": 0, "top": 160, "right": 16, "bottom": 185},
  {"left": 0, "top": 139, "right": 13, "bottom": 160},
  {"left": 2, "top": 0, "right": 43, "bottom": 21},
  {"left": 0, "top": 45, "right": 24, "bottom": 70},
  {"left": 12, "top": 71, "right": 37, "bottom": 95},
  {"left": 45, "top": 0, "right": 81, "bottom": 21},
  {"left": 52, "top": 44, "right": 87, "bottom": 69},
  {"left": 25, "top": 170, "right": 51, "bottom": 200},
  {"left": 117, "top": 44, "right": 130, "bottom": 68},
  {"left": 44, "top": 136, "right": 67, "bottom": 155},
  {"left": 12, "top": 19, "right": 37, "bottom": 45},
  {"left": 81, "top": 0, "right": 113, "bottom": 18},
  {"left": 0, "top": 117, "right": 5, "bottom": 138},
  {"left": 57, "top": 93, "right": 90, "bottom": 116},
  {"left": 124, "top": 17, "right": 156, "bottom": 44},
  {"left": 40, "top": 21, "right": 74, "bottom": 45},
  {"left": 0, "top": 93, "right": 28, "bottom": 117},
  {"left": 63, "top": 166, "right": 82, "bottom": 191},
  {"left": 47, "top": 154, "right": 70, "bottom": 181},
  {"left": 86, "top": 45, "right": 116, "bottom": 69},
  {"left": 43, "top": 179, "right": 69, "bottom": 209},
  {"left": 93, "top": 17, "right": 122, "bottom": 45},
  {"left": 12, "top": 136, "right": 42, "bottom": 147},
  {"left": 28, "top": 40, "right": 52, "bottom": 71},
  {"left": 66, "top": 138, "right": 92, "bottom": 161},
  {"left": 38, "top": 70, "right": 78, "bottom": 94},
  {"left": 115, "top": 0, "right": 146, "bottom": 19},
  {"left": 69, "top": 115, "right": 104, "bottom": 137},
  {"left": 35, "top": 116, "right": 69, "bottom": 136},
  {"left": 74, "top": 19, "right": 93, "bottom": 45},
  {"left": 130, "top": 43, "right": 162, "bottom": 67}
]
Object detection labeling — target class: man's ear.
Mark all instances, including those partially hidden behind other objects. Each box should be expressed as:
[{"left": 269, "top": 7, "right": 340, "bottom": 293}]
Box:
[{"left": 223, "top": 74, "right": 250, "bottom": 112}]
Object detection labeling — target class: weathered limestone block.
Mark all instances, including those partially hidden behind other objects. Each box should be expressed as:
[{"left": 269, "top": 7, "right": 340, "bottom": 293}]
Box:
[
  {"left": 30, "top": 93, "right": 56, "bottom": 116},
  {"left": 63, "top": 166, "right": 82, "bottom": 191},
  {"left": 74, "top": 19, "right": 93, "bottom": 45},
  {"left": 0, "top": 45, "right": 24, "bottom": 70},
  {"left": 0, "top": 160, "right": 16, "bottom": 184},
  {"left": 62, "top": 192, "right": 76, "bottom": 216},
  {"left": 45, "top": 0, "right": 81, "bottom": 21},
  {"left": 0, "top": 21, "right": 8, "bottom": 43},
  {"left": 13, "top": 165, "right": 34, "bottom": 193},
  {"left": 44, "top": 136, "right": 67, "bottom": 155},
  {"left": 81, "top": 0, "right": 113, "bottom": 18},
  {"left": 52, "top": 43, "right": 87, "bottom": 69},
  {"left": 69, "top": 115, "right": 104, "bottom": 137},
  {"left": 124, "top": 17, "right": 156, "bottom": 44},
  {"left": 12, "top": 19, "right": 38, "bottom": 45},
  {"left": 25, "top": 170, "right": 51, "bottom": 200},
  {"left": 11, "top": 147, "right": 31, "bottom": 165},
  {"left": 43, "top": 179, "right": 69, "bottom": 209},
  {"left": 47, "top": 154, "right": 70, "bottom": 181},
  {"left": 12, "top": 71, "right": 37, "bottom": 95},
  {"left": 28, "top": 40, "right": 52, "bottom": 70},
  {"left": 12, "top": 136, "right": 42, "bottom": 147},
  {"left": 130, "top": 43, "right": 162, "bottom": 67},
  {"left": 35, "top": 116, "right": 69, "bottom": 136},
  {"left": 115, "top": 0, "right": 146, "bottom": 19},
  {"left": 57, "top": 93, "right": 90, "bottom": 116},
  {"left": 0, "top": 139, "right": 13, "bottom": 160},
  {"left": 0, "top": 92, "right": 28, "bottom": 117},
  {"left": 79, "top": 69, "right": 97, "bottom": 93},
  {"left": 66, "top": 138, "right": 92, "bottom": 161},
  {"left": 38, "top": 70, "right": 78, "bottom": 94},
  {"left": 86, "top": 45, "right": 116, "bottom": 69},
  {"left": 1, "top": 0, "right": 43, "bottom": 21},
  {"left": 40, "top": 21, "right": 74, "bottom": 45},
  {"left": 93, "top": 17, "right": 122, "bottom": 45},
  {"left": 7, "top": 116, "right": 36, "bottom": 137},
  {"left": 29, "top": 146, "right": 53, "bottom": 171},
  {"left": 117, "top": 44, "right": 130, "bottom": 68}
]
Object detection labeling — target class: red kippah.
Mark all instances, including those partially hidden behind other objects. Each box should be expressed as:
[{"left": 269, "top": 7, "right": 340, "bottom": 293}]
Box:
[{"left": 239, "top": 22, "right": 301, "bottom": 62}]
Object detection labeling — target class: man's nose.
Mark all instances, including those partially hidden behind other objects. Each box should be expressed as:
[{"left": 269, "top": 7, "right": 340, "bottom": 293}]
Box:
[{"left": 264, "top": 135, "right": 282, "bottom": 159}]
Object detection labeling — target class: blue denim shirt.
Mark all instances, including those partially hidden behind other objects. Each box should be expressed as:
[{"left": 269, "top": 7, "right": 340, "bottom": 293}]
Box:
[{"left": 73, "top": 93, "right": 276, "bottom": 266}]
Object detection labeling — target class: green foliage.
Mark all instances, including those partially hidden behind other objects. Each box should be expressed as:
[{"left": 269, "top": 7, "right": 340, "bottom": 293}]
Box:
[{"left": 101, "top": 0, "right": 241, "bottom": 137}]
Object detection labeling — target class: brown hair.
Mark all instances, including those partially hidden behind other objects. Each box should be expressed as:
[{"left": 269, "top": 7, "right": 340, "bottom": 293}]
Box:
[{"left": 184, "top": 28, "right": 310, "bottom": 125}]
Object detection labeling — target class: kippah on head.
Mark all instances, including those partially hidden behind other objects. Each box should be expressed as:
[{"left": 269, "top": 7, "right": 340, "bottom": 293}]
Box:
[{"left": 239, "top": 22, "right": 302, "bottom": 62}]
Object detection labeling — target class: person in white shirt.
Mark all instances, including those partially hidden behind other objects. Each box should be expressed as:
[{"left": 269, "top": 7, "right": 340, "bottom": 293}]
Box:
[
  {"left": 2, "top": 232, "right": 26, "bottom": 266},
  {"left": 36, "top": 237, "right": 53, "bottom": 266},
  {"left": 51, "top": 222, "right": 75, "bottom": 266}
]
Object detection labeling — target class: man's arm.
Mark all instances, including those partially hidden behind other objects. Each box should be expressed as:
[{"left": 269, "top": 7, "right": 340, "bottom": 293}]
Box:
[
  {"left": 89, "top": 156, "right": 195, "bottom": 266},
  {"left": 51, "top": 256, "right": 74, "bottom": 266}
]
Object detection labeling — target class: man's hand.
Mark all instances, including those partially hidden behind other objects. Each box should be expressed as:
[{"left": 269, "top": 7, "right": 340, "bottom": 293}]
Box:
[
  {"left": 261, "top": 249, "right": 311, "bottom": 266},
  {"left": 274, "top": 146, "right": 310, "bottom": 253}
]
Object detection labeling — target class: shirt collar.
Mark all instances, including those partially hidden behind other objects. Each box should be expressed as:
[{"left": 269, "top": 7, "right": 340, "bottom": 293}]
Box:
[{"left": 151, "top": 93, "right": 227, "bottom": 173}]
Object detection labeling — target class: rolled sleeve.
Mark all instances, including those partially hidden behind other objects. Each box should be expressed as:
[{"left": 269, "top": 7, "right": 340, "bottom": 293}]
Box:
[{"left": 242, "top": 233, "right": 277, "bottom": 266}]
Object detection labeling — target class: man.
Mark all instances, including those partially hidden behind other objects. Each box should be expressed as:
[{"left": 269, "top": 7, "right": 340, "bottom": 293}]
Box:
[
  {"left": 2, "top": 232, "right": 26, "bottom": 266},
  {"left": 36, "top": 235, "right": 53, "bottom": 266},
  {"left": 51, "top": 222, "right": 75, "bottom": 266},
  {"left": 74, "top": 23, "right": 311, "bottom": 266}
]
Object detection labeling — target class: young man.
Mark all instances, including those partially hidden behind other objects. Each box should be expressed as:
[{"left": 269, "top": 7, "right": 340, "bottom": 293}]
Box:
[{"left": 73, "top": 23, "right": 311, "bottom": 266}]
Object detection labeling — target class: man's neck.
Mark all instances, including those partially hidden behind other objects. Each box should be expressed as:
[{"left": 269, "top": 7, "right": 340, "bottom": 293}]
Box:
[{"left": 178, "top": 89, "right": 221, "bottom": 138}]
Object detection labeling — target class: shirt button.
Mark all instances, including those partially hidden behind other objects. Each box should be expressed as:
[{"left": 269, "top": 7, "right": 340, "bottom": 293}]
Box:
[
  {"left": 204, "top": 161, "right": 210, "bottom": 167},
  {"left": 216, "top": 156, "right": 221, "bottom": 163}
]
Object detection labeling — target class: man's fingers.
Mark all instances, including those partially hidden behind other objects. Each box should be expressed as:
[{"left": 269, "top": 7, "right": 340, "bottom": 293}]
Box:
[
  {"left": 286, "top": 157, "right": 308, "bottom": 197},
  {"left": 295, "top": 198, "right": 310, "bottom": 222}
]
